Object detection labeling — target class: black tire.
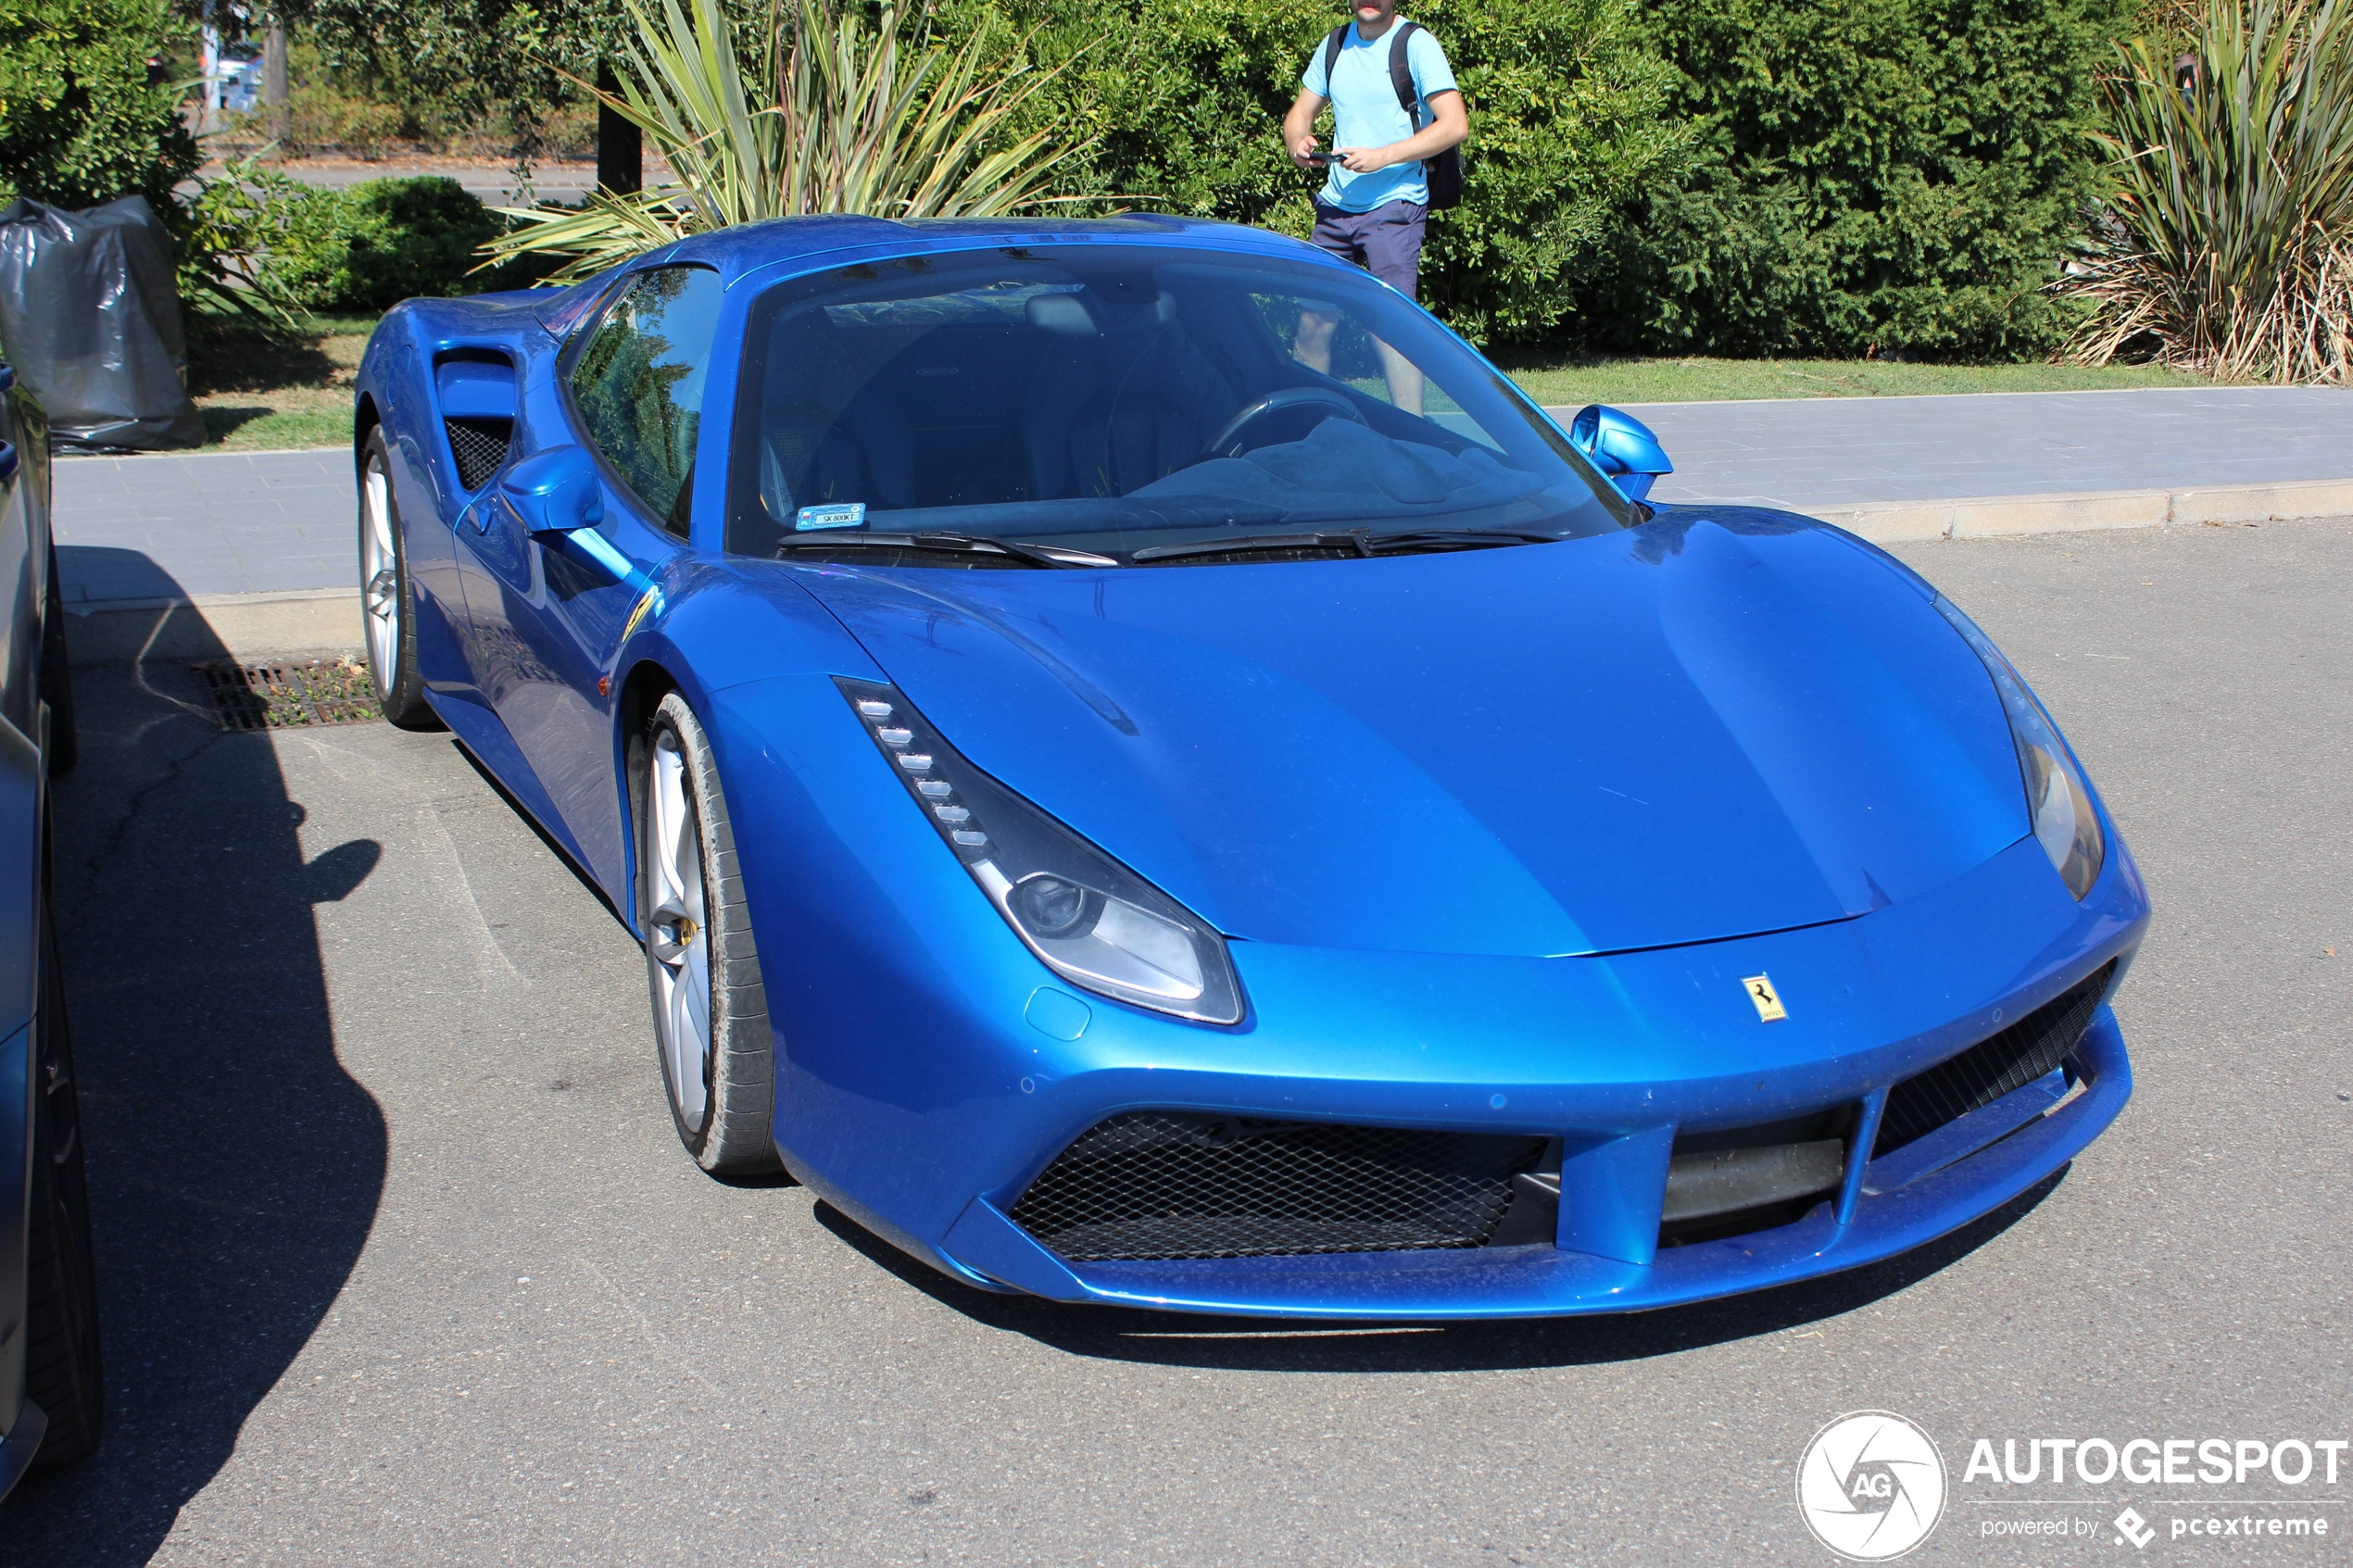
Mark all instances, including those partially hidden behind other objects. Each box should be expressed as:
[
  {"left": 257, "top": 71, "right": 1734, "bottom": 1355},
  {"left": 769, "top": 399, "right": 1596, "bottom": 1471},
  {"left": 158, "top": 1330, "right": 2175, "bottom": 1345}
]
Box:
[
  {"left": 24, "top": 896, "right": 100, "bottom": 1467},
  {"left": 41, "top": 547, "right": 75, "bottom": 778},
  {"left": 635, "top": 692, "right": 778, "bottom": 1175},
  {"left": 358, "top": 428, "right": 442, "bottom": 732}
]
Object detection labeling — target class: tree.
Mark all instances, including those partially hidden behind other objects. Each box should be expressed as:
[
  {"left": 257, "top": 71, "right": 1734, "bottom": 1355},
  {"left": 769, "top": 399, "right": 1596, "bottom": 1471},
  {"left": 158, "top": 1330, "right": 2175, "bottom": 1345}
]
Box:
[
  {"left": 0, "top": 0, "right": 202, "bottom": 209},
  {"left": 274, "top": 0, "right": 659, "bottom": 183}
]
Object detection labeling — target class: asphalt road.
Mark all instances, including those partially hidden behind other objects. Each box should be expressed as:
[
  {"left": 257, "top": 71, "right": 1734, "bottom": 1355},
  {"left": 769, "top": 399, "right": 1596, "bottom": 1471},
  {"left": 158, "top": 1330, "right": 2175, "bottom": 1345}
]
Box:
[{"left": 5, "top": 520, "right": 2348, "bottom": 1565}]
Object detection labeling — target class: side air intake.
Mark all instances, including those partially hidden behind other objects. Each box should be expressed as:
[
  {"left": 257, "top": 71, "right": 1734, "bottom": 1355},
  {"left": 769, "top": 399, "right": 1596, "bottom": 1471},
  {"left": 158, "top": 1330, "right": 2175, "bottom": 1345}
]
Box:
[
  {"left": 434, "top": 352, "right": 517, "bottom": 492},
  {"left": 1008, "top": 1112, "right": 1552, "bottom": 1262},
  {"left": 1874, "top": 962, "right": 2116, "bottom": 1158}
]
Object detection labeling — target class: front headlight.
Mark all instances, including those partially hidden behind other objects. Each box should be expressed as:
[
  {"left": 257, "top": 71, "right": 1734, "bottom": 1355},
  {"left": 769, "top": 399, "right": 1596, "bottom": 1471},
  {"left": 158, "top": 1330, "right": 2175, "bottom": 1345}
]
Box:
[
  {"left": 837, "top": 678, "right": 1246, "bottom": 1024},
  {"left": 1932, "top": 596, "right": 2106, "bottom": 899}
]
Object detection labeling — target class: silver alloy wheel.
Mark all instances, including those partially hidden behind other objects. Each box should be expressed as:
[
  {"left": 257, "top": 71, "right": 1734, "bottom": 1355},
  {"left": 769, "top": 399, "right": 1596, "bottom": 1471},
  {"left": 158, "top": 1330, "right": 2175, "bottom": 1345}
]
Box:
[
  {"left": 361, "top": 456, "right": 399, "bottom": 691},
  {"left": 646, "top": 729, "right": 713, "bottom": 1129}
]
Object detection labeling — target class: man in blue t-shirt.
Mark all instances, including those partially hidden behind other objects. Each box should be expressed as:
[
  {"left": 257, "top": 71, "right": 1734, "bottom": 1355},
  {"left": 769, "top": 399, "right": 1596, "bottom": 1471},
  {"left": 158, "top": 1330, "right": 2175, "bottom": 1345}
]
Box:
[{"left": 1281, "top": 1, "right": 1466, "bottom": 409}]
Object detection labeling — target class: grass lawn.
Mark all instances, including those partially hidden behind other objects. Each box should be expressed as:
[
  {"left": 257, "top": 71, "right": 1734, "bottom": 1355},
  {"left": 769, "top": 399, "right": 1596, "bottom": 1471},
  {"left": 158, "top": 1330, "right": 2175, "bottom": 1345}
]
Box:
[
  {"left": 178, "top": 308, "right": 2230, "bottom": 453},
  {"left": 1495, "top": 353, "right": 2227, "bottom": 408},
  {"left": 187, "top": 312, "right": 380, "bottom": 452}
]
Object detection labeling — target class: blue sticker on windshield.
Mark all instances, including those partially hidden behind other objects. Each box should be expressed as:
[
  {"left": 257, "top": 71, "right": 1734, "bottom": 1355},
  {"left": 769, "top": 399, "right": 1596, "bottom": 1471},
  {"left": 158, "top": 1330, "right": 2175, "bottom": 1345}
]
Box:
[{"left": 796, "top": 502, "right": 866, "bottom": 532}]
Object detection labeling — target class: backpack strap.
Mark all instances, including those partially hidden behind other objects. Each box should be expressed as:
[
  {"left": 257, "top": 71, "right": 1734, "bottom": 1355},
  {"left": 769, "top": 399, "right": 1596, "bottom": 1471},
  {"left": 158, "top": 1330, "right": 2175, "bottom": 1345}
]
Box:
[
  {"left": 1321, "top": 25, "right": 1350, "bottom": 92},
  {"left": 1390, "top": 19, "right": 1423, "bottom": 122}
]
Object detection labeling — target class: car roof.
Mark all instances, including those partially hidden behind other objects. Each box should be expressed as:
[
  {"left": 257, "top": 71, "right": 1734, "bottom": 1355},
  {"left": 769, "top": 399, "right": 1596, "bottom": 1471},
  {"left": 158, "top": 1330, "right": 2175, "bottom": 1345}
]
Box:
[{"left": 650, "top": 213, "right": 1336, "bottom": 287}]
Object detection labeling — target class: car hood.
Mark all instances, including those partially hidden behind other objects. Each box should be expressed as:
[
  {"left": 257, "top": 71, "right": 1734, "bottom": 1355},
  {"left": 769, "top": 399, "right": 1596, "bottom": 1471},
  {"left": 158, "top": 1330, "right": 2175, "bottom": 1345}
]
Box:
[{"left": 787, "top": 511, "right": 2031, "bottom": 957}]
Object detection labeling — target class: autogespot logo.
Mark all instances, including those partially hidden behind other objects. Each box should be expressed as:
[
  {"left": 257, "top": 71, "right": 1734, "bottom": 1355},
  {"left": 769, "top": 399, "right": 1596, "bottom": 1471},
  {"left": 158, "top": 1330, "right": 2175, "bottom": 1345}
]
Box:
[{"left": 1797, "top": 1411, "right": 1950, "bottom": 1561}]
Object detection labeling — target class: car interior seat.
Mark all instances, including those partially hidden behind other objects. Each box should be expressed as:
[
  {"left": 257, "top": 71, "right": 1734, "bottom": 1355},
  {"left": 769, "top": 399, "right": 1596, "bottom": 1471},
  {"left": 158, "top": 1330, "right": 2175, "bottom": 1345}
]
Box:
[{"left": 1022, "top": 292, "right": 1240, "bottom": 500}]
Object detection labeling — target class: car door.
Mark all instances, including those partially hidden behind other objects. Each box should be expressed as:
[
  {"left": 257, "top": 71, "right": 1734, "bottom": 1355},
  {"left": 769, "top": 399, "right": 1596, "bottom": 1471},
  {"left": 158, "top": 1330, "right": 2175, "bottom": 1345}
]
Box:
[{"left": 451, "top": 264, "right": 724, "bottom": 894}]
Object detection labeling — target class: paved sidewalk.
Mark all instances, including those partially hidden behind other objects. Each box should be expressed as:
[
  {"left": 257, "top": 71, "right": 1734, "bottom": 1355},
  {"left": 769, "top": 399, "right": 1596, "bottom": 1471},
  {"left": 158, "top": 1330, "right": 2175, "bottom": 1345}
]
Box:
[
  {"left": 1590, "top": 385, "right": 2353, "bottom": 511},
  {"left": 53, "top": 448, "right": 355, "bottom": 602},
  {"left": 48, "top": 384, "right": 2353, "bottom": 611},
  {"left": 192, "top": 158, "right": 601, "bottom": 207}
]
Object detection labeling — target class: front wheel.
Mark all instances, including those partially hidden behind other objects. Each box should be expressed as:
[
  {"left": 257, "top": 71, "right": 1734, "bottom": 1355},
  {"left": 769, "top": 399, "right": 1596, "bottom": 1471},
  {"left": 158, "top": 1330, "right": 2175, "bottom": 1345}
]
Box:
[
  {"left": 358, "top": 429, "right": 441, "bottom": 731},
  {"left": 636, "top": 692, "right": 779, "bottom": 1174}
]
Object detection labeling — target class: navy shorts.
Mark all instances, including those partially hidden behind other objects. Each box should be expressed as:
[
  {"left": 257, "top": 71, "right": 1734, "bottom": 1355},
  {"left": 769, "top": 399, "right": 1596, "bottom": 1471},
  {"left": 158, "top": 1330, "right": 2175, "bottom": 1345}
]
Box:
[{"left": 1309, "top": 199, "right": 1428, "bottom": 298}]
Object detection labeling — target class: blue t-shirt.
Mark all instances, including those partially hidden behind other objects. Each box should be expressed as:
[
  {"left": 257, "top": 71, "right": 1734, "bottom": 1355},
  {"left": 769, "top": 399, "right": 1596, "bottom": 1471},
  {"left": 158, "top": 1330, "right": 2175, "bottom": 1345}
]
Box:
[{"left": 1300, "top": 20, "right": 1457, "bottom": 212}]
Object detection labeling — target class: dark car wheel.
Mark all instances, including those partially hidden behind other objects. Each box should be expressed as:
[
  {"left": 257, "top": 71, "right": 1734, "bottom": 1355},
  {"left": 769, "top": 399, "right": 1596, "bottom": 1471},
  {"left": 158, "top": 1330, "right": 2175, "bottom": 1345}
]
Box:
[
  {"left": 358, "top": 428, "right": 442, "bottom": 732},
  {"left": 635, "top": 692, "right": 779, "bottom": 1175},
  {"left": 24, "top": 898, "right": 100, "bottom": 1467}
]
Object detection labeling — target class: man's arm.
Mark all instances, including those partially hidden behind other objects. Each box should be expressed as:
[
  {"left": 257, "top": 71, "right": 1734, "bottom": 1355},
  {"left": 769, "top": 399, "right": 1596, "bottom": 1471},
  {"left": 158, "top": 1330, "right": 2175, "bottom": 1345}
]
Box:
[
  {"left": 1282, "top": 89, "right": 1328, "bottom": 169},
  {"left": 1334, "top": 88, "right": 1466, "bottom": 173}
]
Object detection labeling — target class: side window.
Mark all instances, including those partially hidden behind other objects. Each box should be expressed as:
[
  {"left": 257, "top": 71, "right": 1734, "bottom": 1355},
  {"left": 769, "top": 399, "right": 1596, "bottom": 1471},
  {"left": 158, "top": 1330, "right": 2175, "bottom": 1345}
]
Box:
[{"left": 569, "top": 266, "right": 724, "bottom": 535}]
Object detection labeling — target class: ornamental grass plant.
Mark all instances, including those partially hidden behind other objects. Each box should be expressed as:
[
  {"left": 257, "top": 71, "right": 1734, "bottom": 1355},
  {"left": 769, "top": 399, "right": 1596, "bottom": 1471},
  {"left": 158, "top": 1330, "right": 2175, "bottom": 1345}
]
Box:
[
  {"left": 484, "top": 0, "right": 1096, "bottom": 283},
  {"left": 2064, "top": 0, "right": 2353, "bottom": 381}
]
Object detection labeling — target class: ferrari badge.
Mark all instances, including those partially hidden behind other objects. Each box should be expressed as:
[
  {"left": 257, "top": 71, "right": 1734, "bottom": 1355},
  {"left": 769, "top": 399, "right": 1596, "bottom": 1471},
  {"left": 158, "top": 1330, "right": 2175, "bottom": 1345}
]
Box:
[{"left": 1743, "top": 974, "right": 1788, "bottom": 1022}]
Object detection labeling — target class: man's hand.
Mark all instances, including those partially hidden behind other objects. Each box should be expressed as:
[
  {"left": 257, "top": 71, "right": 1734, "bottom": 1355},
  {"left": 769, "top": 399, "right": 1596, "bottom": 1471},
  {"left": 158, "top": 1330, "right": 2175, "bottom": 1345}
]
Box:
[
  {"left": 1334, "top": 145, "right": 1392, "bottom": 173},
  {"left": 1282, "top": 90, "right": 1328, "bottom": 170}
]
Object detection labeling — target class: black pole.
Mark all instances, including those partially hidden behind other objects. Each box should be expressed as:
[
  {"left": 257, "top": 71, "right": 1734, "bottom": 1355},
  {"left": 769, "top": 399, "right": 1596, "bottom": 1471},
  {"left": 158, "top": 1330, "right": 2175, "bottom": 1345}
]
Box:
[{"left": 596, "top": 63, "right": 642, "bottom": 194}]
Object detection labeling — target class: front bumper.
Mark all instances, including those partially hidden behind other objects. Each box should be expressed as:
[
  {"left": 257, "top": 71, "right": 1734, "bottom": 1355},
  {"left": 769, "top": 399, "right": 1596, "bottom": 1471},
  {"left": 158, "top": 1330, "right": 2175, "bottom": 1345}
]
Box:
[{"left": 936, "top": 1008, "right": 2128, "bottom": 1318}]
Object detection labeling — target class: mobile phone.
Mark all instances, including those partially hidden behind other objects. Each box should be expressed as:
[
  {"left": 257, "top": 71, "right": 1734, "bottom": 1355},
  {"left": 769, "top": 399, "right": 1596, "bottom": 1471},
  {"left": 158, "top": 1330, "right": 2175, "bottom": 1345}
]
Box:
[{"left": 1304, "top": 151, "right": 1335, "bottom": 166}]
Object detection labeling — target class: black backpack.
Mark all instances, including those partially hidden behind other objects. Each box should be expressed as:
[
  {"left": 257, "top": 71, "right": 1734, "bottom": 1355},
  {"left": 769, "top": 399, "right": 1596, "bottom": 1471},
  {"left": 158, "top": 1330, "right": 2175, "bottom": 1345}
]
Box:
[{"left": 1320, "top": 20, "right": 1464, "bottom": 210}]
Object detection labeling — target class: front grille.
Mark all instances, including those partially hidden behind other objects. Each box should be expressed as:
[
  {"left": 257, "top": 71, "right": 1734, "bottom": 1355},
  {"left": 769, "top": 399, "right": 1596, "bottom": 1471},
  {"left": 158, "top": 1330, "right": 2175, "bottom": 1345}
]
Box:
[
  {"left": 1874, "top": 962, "right": 2115, "bottom": 1157},
  {"left": 1009, "top": 1112, "right": 1551, "bottom": 1262},
  {"left": 1658, "top": 1108, "right": 1851, "bottom": 1247},
  {"left": 445, "top": 416, "right": 512, "bottom": 491}
]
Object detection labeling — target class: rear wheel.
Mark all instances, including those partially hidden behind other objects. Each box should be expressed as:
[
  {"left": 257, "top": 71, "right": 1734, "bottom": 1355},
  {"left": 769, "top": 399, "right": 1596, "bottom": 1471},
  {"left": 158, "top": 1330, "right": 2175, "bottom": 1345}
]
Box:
[
  {"left": 636, "top": 693, "right": 778, "bottom": 1174},
  {"left": 24, "top": 893, "right": 100, "bottom": 1467},
  {"left": 359, "top": 429, "right": 440, "bottom": 731}
]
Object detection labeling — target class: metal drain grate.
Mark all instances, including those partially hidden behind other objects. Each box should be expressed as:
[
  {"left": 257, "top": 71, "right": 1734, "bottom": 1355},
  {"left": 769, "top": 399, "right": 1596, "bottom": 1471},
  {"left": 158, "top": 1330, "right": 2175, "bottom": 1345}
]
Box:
[{"left": 198, "top": 660, "right": 381, "bottom": 730}]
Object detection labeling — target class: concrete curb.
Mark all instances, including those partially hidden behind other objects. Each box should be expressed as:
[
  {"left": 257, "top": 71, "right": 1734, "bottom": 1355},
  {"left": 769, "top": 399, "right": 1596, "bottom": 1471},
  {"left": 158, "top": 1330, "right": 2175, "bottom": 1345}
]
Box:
[
  {"left": 64, "top": 587, "right": 359, "bottom": 668},
  {"left": 1799, "top": 477, "right": 2353, "bottom": 544},
  {"left": 50, "top": 475, "right": 2353, "bottom": 666}
]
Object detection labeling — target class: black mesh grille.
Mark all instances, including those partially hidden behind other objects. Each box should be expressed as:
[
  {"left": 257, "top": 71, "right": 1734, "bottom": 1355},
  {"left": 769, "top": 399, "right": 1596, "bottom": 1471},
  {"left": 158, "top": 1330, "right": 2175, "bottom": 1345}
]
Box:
[
  {"left": 1009, "top": 1112, "right": 1551, "bottom": 1262},
  {"left": 445, "top": 417, "right": 512, "bottom": 491},
  {"left": 1875, "top": 962, "right": 2115, "bottom": 1157}
]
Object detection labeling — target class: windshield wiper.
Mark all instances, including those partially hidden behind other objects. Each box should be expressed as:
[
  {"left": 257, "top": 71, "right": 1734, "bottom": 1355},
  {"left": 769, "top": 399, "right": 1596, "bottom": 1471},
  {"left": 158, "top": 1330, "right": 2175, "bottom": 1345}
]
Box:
[
  {"left": 1130, "top": 527, "right": 1569, "bottom": 565},
  {"left": 1129, "top": 531, "right": 1375, "bottom": 564},
  {"left": 1362, "top": 528, "right": 1572, "bottom": 554},
  {"left": 775, "top": 530, "right": 1114, "bottom": 569}
]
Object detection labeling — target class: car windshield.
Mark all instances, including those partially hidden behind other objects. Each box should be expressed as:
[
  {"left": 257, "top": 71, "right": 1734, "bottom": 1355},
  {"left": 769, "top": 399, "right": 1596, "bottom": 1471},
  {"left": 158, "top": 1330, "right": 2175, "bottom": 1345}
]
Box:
[{"left": 724, "top": 245, "right": 1631, "bottom": 564}]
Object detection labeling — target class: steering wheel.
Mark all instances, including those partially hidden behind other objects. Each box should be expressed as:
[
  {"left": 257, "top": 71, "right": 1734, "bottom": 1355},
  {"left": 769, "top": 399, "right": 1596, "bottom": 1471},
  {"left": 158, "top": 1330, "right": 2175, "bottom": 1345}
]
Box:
[{"left": 1205, "top": 386, "right": 1366, "bottom": 458}]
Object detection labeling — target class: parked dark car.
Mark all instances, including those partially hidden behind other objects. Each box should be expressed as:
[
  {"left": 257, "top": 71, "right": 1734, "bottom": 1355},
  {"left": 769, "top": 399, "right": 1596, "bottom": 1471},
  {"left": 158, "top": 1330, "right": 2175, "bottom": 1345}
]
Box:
[{"left": 0, "top": 357, "right": 98, "bottom": 1493}]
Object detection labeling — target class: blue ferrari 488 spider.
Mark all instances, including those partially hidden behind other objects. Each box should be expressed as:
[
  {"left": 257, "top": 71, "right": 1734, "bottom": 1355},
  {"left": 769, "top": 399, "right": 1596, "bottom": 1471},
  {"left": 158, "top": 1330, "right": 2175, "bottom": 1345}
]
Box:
[{"left": 354, "top": 216, "right": 2147, "bottom": 1319}]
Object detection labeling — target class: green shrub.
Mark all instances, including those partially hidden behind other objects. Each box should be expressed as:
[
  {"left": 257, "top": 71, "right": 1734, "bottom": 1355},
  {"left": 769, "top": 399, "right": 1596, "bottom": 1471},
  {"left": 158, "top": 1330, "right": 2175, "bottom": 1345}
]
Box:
[
  {"left": 942, "top": 0, "right": 1697, "bottom": 345},
  {"left": 265, "top": 177, "right": 507, "bottom": 310},
  {"left": 2063, "top": 0, "right": 2353, "bottom": 382},
  {"left": 1581, "top": 0, "right": 2128, "bottom": 358},
  {"left": 0, "top": 0, "right": 200, "bottom": 209}
]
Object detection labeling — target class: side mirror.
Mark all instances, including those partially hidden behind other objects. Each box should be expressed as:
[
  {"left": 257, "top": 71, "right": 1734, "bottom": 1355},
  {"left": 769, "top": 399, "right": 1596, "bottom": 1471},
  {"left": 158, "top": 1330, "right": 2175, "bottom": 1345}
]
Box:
[
  {"left": 497, "top": 444, "right": 603, "bottom": 538},
  {"left": 1568, "top": 405, "right": 1672, "bottom": 504},
  {"left": 494, "top": 443, "right": 658, "bottom": 598}
]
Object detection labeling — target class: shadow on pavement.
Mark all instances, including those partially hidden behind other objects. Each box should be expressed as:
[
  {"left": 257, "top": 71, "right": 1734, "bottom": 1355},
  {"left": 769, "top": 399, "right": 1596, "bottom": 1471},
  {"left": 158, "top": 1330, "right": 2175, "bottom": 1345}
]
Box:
[
  {"left": 2, "top": 565, "right": 385, "bottom": 1562},
  {"left": 812, "top": 1169, "right": 2065, "bottom": 1374},
  {"left": 55, "top": 545, "right": 189, "bottom": 607}
]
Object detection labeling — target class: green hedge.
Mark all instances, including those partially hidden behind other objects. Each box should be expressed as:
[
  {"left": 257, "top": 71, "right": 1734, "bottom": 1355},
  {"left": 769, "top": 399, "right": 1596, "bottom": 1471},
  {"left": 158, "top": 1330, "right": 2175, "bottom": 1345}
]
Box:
[
  {"left": 0, "top": 0, "right": 200, "bottom": 210},
  {"left": 953, "top": 0, "right": 1697, "bottom": 345},
  {"left": 1583, "top": 0, "right": 2128, "bottom": 358},
  {"left": 265, "top": 177, "right": 510, "bottom": 311},
  {"left": 962, "top": 0, "right": 2120, "bottom": 357}
]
